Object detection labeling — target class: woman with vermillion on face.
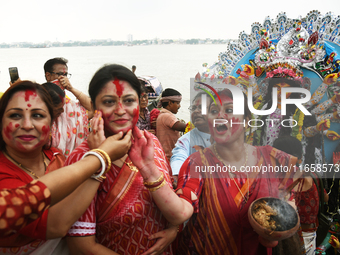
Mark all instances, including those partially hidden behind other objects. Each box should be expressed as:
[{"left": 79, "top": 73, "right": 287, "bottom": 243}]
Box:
[
  {"left": 0, "top": 81, "right": 131, "bottom": 254},
  {"left": 174, "top": 88, "right": 299, "bottom": 255},
  {"left": 66, "top": 64, "right": 181, "bottom": 255}
]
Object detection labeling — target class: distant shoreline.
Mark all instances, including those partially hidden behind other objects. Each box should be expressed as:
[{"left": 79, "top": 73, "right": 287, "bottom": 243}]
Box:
[{"left": 0, "top": 39, "right": 230, "bottom": 49}]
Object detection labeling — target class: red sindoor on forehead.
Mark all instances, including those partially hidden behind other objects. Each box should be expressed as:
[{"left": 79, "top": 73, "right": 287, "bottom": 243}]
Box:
[
  {"left": 24, "top": 90, "right": 37, "bottom": 102},
  {"left": 113, "top": 79, "right": 123, "bottom": 97}
]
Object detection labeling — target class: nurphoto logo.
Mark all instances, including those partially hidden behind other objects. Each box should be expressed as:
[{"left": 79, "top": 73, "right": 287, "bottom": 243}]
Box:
[{"left": 199, "top": 84, "right": 312, "bottom": 116}]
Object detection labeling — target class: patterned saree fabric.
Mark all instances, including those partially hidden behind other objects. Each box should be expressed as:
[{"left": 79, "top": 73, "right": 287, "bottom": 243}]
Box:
[
  {"left": 67, "top": 136, "right": 173, "bottom": 255},
  {"left": 176, "top": 145, "right": 297, "bottom": 255},
  {"left": 0, "top": 149, "right": 65, "bottom": 255},
  {"left": 51, "top": 97, "right": 89, "bottom": 157},
  {"left": 0, "top": 180, "right": 51, "bottom": 237}
]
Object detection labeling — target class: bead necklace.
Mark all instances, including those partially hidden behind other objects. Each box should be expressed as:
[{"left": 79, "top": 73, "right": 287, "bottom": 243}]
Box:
[
  {"left": 3, "top": 150, "right": 47, "bottom": 179},
  {"left": 213, "top": 143, "right": 249, "bottom": 203}
]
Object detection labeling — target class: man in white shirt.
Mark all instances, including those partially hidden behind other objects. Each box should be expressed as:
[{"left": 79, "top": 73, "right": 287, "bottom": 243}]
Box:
[{"left": 170, "top": 92, "right": 211, "bottom": 187}]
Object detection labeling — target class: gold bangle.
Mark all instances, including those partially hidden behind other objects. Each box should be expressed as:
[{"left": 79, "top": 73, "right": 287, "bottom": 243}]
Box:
[
  {"left": 77, "top": 91, "right": 83, "bottom": 99},
  {"left": 92, "top": 149, "right": 111, "bottom": 174},
  {"left": 144, "top": 173, "right": 165, "bottom": 189},
  {"left": 147, "top": 179, "right": 166, "bottom": 192},
  {"left": 143, "top": 172, "right": 164, "bottom": 186}
]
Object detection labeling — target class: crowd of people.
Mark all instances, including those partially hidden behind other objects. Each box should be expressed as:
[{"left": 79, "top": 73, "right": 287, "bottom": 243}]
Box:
[{"left": 0, "top": 50, "right": 338, "bottom": 255}]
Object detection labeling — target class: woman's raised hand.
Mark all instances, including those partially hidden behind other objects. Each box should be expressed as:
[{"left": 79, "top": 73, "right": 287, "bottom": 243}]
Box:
[
  {"left": 129, "top": 126, "right": 158, "bottom": 180},
  {"left": 88, "top": 110, "right": 106, "bottom": 149},
  {"left": 141, "top": 224, "right": 178, "bottom": 255},
  {"left": 98, "top": 130, "right": 132, "bottom": 161},
  {"left": 89, "top": 110, "right": 132, "bottom": 161}
]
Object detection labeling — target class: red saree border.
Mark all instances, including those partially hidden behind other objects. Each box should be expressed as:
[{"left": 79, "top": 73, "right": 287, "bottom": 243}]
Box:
[{"left": 97, "top": 158, "right": 138, "bottom": 223}]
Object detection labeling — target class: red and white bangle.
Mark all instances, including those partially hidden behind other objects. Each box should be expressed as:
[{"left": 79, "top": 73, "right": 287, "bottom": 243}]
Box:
[{"left": 82, "top": 151, "right": 106, "bottom": 181}]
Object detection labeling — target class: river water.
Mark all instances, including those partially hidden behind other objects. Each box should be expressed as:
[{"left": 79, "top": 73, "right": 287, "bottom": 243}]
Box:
[{"left": 0, "top": 44, "right": 227, "bottom": 121}]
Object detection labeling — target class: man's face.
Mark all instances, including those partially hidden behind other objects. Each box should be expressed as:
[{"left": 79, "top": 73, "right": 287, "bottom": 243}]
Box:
[
  {"left": 191, "top": 97, "right": 208, "bottom": 131},
  {"left": 168, "top": 101, "right": 180, "bottom": 114},
  {"left": 139, "top": 92, "right": 148, "bottom": 109},
  {"left": 45, "top": 64, "right": 68, "bottom": 82}
]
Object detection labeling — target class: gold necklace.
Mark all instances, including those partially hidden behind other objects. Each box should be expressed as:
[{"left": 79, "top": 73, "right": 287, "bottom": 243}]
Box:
[
  {"left": 3, "top": 151, "right": 47, "bottom": 179},
  {"left": 213, "top": 143, "right": 249, "bottom": 203},
  {"left": 119, "top": 158, "right": 138, "bottom": 172}
]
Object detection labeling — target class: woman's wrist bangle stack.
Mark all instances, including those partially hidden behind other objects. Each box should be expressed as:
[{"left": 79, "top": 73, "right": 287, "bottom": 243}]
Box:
[
  {"left": 82, "top": 149, "right": 112, "bottom": 182},
  {"left": 144, "top": 172, "right": 166, "bottom": 192},
  {"left": 92, "top": 149, "right": 111, "bottom": 174}
]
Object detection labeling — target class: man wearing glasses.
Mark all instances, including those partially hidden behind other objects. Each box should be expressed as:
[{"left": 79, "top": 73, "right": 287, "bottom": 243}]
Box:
[
  {"left": 43, "top": 57, "right": 91, "bottom": 157},
  {"left": 44, "top": 57, "right": 91, "bottom": 111}
]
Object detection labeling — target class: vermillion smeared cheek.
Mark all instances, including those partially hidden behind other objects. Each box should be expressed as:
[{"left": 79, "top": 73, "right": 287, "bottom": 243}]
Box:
[
  {"left": 113, "top": 80, "right": 123, "bottom": 97},
  {"left": 42, "top": 125, "right": 50, "bottom": 136},
  {"left": 34, "top": 125, "right": 50, "bottom": 148},
  {"left": 132, "top": 108, "right": 139, "bottom": 126},
  {"left": 3, "top": 122, "right": 14, "bottom": 140},
  {"left": 15, "top": 124, "right": 19, "bottom": 128},
  {"left": 102, "top": 112, "right": 112, "bottom": 128},
  {"left": 230, "top": 117, "right": 241, "bottom": 135}
]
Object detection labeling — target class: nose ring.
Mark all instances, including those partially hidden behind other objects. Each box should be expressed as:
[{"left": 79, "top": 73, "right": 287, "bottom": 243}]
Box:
[{"left": 32, "top": 125, "right": 35, "bottom": 128}]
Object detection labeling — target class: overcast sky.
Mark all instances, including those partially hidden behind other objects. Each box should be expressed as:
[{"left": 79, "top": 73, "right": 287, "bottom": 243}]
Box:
[{"left": 0, "top": 0, "right": 339, "bottom": 43}]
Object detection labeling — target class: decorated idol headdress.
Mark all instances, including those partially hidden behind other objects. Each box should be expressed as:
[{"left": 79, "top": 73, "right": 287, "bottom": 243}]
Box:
[{"left": 197, "top": 11, "right": 340, "bottom": 97}]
